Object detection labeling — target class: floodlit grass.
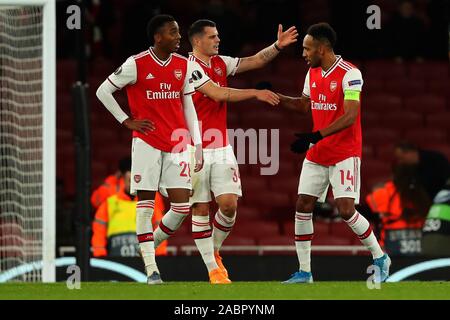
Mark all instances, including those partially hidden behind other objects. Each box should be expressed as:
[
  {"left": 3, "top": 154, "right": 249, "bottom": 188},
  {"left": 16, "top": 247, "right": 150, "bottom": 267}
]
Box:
[{"left": 1, "top": 281, "right": 449, "bottom": 300}]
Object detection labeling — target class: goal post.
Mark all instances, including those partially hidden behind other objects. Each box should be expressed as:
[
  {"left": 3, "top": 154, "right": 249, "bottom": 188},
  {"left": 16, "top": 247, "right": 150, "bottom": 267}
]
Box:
[{"left": 0, "top": 0, "right": 55, "bottom": 282}]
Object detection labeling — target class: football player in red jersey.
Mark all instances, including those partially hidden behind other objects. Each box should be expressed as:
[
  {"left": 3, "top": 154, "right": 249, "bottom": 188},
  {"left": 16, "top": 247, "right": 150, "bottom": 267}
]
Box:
[
  {"left": 96, "top": 15, "right": 201, "bottom": 284},
  {"left": 277, "top": 23, "right": 391, "bottom": 284},
  {"left": 183, "top": 19, "right": 298, "bottom": 283}
]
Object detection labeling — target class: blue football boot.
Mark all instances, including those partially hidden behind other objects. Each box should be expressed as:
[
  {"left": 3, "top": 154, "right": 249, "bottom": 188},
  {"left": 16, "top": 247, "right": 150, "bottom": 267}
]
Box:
[
  {"left": 373, "top": 253, "right": 391, "bottom": 283},
  {"left": 147, "top": 271, "right": 163, "bottom": 285},
  {"left": 283, "top": 270, "right": 313, "bottom": 284}
]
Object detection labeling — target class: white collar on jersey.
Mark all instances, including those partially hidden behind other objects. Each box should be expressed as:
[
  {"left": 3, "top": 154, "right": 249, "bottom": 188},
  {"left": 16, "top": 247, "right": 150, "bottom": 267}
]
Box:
[
  {"left": 188, "top": 52, "right": 213, "bottom": 68},
  {"left": 148, "top": 47, "right": 172, "bottom": 67},
  {"left": 321, "top": 55, "right": 342, "bottom": 78}
]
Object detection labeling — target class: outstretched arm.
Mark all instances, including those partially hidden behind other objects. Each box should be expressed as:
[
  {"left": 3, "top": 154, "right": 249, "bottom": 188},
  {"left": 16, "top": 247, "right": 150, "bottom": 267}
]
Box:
[
  {"left": 236, "top": 24, "right": 298, "bottom": 73},
  {"left": 277, "top": 93, "right": 311, "bottom": 114},
  {"left": 197, "top": 81, "right": 280, "bottom": 106}
]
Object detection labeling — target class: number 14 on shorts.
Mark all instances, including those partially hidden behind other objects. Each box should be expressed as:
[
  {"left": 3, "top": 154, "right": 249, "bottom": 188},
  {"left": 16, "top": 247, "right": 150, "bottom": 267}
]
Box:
[{"left": 339, "top": 170, "right": 354, "bottom": 186}]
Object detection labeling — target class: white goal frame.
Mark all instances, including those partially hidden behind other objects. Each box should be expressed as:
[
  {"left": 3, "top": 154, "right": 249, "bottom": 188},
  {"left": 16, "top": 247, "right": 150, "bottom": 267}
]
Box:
[{"left": 1, "top": 0, "right": 56, "bottom": 282}]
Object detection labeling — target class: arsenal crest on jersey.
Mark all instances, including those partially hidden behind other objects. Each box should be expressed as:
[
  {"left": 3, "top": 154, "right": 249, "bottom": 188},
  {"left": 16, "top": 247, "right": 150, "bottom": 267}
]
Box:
[
  {"left": 330, "top": 81, "right": 337, "bottom": 92},
  {"left": 174, "top": 69, "right": 182, "bottom": 80},
  {"left": 214, "top": 67, "right": 223, "bottom": 76},
  {"left": 134, "top": 175, "right": 141, "bottom": 183}
]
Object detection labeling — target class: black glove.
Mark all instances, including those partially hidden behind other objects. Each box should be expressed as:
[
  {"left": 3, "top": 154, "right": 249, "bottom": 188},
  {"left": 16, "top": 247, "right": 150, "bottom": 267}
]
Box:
[{"left": 290, "top": 131, "right": 323, "bottom": 154}]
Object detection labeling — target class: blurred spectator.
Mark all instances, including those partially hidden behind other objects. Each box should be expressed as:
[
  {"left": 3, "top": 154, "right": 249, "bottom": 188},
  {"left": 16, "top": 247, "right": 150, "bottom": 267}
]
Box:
[
  {"left": 394, "top": 141, "right": 450, "bottom": 200},
  {"left": 422, "top": 178, "right": 450, "bottom": 256},
  {"left": 366, "top": 164, "right": 431, "bottom": 256},
  {"left": 91, "top": 157, "right": 128, "bottom": 210},
  {"left": 387, "top": 0, "right": 426, "bottom": 61},
  {"left": 91, "top": 161, "right": 167, "bottom": 257},
  {"left": 85, "top": 0, "right": 116, "bottom": 59}
]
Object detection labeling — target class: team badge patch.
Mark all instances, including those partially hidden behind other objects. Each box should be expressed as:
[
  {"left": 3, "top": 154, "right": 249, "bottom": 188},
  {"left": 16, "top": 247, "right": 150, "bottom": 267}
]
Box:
[
  {"left": 191, "top": 70, "right": 203, "bottom": 81},
  {"left": 134, "top": 175, "right": 141, "bottom": 183},
  {"left": 174, "top": 69, "right": 182, "bottom": 80},
  {"left": 348, "top": 80, "right": 362, "bottom": 86},
  {"left": 214, "top": 67, "right": 223, "bottom": 76},
  {"left": 330, "top": 81, "right": 337, "bottom": 92}
]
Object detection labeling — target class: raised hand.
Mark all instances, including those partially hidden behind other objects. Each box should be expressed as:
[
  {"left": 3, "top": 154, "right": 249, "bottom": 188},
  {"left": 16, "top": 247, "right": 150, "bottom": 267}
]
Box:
[
  {"left": 255, "top": 89, "right": 280, "bottom": 106},
  {"left": 123, "top": 118, "right": 155, "bottom": 135},
  {"left": 276, "top": 24, "right": 298, "bottom": 49}
]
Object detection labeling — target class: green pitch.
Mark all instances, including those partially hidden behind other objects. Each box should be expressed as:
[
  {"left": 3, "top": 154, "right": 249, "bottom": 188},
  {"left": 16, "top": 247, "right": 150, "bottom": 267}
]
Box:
[{"left": 1, "top": 281, "right": 449, "bottom": 300}]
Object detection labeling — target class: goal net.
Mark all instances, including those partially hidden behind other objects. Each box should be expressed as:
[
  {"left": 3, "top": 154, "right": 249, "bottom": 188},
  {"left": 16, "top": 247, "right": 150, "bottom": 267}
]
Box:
[{"left": 0, "top": 1, "right": 55, "bottom": 282}]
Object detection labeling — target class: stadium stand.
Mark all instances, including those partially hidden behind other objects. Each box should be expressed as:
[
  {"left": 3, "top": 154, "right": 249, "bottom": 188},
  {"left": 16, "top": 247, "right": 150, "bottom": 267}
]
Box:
[{"left": 54, "top": 0, "right": 449, "bottom": 254}]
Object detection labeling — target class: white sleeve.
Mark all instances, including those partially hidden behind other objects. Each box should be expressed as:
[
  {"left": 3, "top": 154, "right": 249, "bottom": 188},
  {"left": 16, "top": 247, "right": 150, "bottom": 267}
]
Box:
[
  {"left": 107, "top": 57, "right": 137, "bottom": 90},
  {"left": 96, "top": 80, "right": 130, "bottom": 124},
  {"left": 187, "top": 60, "right": 210, "bottom": 90},
  {"left": 302, "top": 70, "right": 310, "bottom": 97},
  {"left": 219, "top": 55, "right": 240, "bottom": 77},
  {"left": 182, "top": 61, "right": 196, "bottom": 95},
  {"left": 182, "top": 94, "right": 202, "bottom": 145},
  {"left": 342, "top": 68, "right": 364, "bottom": 92}
]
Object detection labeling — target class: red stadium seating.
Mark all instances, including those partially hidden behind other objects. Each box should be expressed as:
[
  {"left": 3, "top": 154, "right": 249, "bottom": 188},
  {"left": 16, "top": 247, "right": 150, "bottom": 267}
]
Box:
[
  {"left": 364, "top": 60, "right": 407, "bottom": 79},
  {"left": 329, "top": 221, "right": 359, "bottom": 244},
  {"left": 168, "top": 234, "right": 195, "bottom": 246},
  {"left": 428, "top": 80, "right": 450, "bottom": 95},
  {"left": 381, "top": 111, "right": 424, "bottom": 129},
  {"left": 404, "top": 128, "right": 447, "bottom": 146},
  {"left": 312, "top": 234, "right": 353, "bottom": 245},
  {"left": 223, "top": 235, "right": 257, "bottom": 246},
  {"left": 245, "top": 191, "right": 291, "bottom": 211},
  {"left": 364, "top": 94, "right": 402, "bottom": 112},
  {"left": 361, "top": 111, "right": 381, "bottom": 127},
  {"left": 238, "top": 205, "right": 261, "bottom": 220},
  {"left": 404, "top": 95, "right": 446, "bottom": 113},
  {"left": 408, "top": 62, "right": 449, "bottom": 81},
  {"left": 241, "top": 110, "right": 288, "bottom": 129},
  {"left": 363, "top": 78, "right": 384, "bottom": 93},
  {"left": 269, "top": 176, "right": 299, "bottom": 194},
  {"left": 385, "top": 78, "right": 426, "bottom": 96},
  {"left": 232, "top": 220, "right": 281, "bottom": 238},
  {"left": 241, "top": 176, "right": 270, "bottom": 194},
  {"left": 258, "top": 235, "right": 292, "bottom": 246},
  {"left": 362, "top": 145, "right": 375, "bottom": 158},
  {"left": 363, "top": 128, "right": 399, "bottom": 146},
  {"left": 375, "top": 144, "right": 396, "bottom": 161},
  {"left": 426, "top": 112, "right": 450, "bottom": 129}
]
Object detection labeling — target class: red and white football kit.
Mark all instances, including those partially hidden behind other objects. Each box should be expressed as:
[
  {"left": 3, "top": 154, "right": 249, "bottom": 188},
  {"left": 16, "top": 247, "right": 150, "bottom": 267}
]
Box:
[
  {"left": 188, "top": 54, "right": 242, "bottom": 203},
  {"left": 106, "top": 48, "right": 200, "bottom": 195},
  {"left": 297, "top": 56, "right": 364, "bottom": 203}
]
